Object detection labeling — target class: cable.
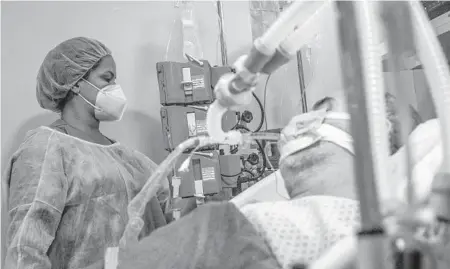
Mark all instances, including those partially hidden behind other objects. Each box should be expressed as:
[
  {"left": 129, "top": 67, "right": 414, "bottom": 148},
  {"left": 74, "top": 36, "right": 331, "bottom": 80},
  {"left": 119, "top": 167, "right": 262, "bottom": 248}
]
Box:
[
  {"left": 262, "top": 75, "right": 271, "bottom": 130},
  {"left": 230, "top": 113, "right": 241, "bottom": 131},
  {"left": 228, "top": 93, "right": 264, "bottom": 133},
  {"left": 252, "top": 92, "right": 265, "bottom": 132},
  {"left": 211, "top": 69, "right": 267, "bottom": 132},
  {"left": 237, "top": 170, "right": 256, "bottom": 182},
  {"left": 222, "top": 169, "right": 253, "bottom": 188},
  {"left": 241, "top": 168, "right": 254, "bottom": 177},
  {"left": 253, "top": 140, "right": 267, "bottom": 179},
  {"left": 221, "top": 171, "right": 242, "bottom": 177},
  {"left": 234, "top": 124, "right": 250, "bottom": 132}
]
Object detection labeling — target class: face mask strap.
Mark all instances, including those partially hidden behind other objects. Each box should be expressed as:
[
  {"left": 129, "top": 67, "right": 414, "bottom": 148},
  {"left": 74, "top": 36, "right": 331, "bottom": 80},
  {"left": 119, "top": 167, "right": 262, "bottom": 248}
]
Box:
[
  {"left": 78, "top": 94, "right": 102, "bottom": 111},
  {"left": 82, "top": 78, "right": 102, "bottom": 92},
  {"left": 84, "top": 79, "right": 123, "bottom": 100},
  {"left": 71, "top": 82, "right": 102, "bottom": 111}
]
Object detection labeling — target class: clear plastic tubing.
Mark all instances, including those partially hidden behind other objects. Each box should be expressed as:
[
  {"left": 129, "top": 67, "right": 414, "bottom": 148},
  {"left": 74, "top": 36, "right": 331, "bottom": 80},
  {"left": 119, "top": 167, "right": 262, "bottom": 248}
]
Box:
[
  {"left": 181, "top": 0, "right": 203, "bottom": 60},
  {"left": 355, "top": 0, "right": 390, "bottom": 199},
  {"left": 258, "top": 0, "right": 311, "bottom": 54},
  {"left": 120, "top": 136, "right": 218, "bottom": 246},
  {"left": 410, "top": 0, "right": 450, "bottom": 171},
  {"left": 279, "top": 1, "right": 328, "bottom": 56}
]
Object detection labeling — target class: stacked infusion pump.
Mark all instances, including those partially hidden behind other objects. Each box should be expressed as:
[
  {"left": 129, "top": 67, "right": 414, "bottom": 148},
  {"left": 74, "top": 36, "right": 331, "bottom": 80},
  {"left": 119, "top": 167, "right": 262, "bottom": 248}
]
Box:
[{"left": 157, "top": 60, "right": 241, "bottom": 199}]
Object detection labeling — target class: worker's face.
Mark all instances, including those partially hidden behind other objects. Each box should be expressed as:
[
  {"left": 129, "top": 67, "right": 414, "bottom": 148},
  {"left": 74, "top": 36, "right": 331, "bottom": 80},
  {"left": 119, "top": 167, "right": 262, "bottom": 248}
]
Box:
[{"left": 77, "top": 55, "right": 117, "bottom": 112}]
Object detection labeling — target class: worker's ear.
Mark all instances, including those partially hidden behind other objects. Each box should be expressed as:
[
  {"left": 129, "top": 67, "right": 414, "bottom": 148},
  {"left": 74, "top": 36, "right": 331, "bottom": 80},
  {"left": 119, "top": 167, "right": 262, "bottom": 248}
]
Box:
[
  {"left": 71, "top": 82, "right": 81, "bottom": 94},
  {"left": 312, "top": 97, "right": 336, "bottom": 112}
]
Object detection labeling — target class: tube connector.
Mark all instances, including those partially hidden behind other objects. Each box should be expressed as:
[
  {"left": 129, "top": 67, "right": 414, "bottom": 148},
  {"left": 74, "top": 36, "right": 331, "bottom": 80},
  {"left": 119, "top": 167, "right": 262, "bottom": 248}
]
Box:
[
  {"left": 261, "top": 48, "right": 293, "bottom": 74},
  {"left": 430, "top": 172, "right": 450, "bottom": 223},
  {"left": 244, "top": 38, "right": 274, "bottom": 73},
  {"left": 214, "top": 73, "right": 254, "bottom": 110},
  {"left": 228, "top": 56, "right": 262, "bottom": 95}
]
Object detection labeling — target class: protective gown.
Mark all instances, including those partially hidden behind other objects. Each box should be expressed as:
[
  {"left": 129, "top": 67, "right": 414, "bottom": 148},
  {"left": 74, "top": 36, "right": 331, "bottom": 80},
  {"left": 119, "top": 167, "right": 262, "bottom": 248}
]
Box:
[{"left": 4, "top": 125, "right": 169, "bottom": 269}]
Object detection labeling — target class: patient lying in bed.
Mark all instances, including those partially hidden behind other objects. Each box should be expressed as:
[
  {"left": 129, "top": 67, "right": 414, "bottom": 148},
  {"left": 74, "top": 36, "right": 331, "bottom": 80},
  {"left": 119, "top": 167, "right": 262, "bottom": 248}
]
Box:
[
  {"left": 237, "top": 94, "right": 419, "bottom": 267},
  {"left": 117, "top": 94, "right": 434, "bottom": 269}
]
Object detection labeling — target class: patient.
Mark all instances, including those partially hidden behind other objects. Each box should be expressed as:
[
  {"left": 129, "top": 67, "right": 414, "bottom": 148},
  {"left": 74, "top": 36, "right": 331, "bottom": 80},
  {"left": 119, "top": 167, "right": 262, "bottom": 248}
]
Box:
[{"left": 239, "top": 93, "right": 423, "bottom": 268}]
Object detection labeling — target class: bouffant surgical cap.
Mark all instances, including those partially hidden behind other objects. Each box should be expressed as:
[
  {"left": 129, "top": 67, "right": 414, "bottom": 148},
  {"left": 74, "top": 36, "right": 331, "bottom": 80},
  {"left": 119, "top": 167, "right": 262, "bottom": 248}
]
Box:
[{"left": 36, "top": 37, "right": 111, "bottom": 112}]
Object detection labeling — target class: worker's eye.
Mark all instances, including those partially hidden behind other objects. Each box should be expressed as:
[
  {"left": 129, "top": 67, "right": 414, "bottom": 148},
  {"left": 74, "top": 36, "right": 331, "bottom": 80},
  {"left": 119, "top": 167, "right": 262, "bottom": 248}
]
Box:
[
  {"left": 102, "top": 72, "right": 115, "bottom": 83},
  {"left": 103, "top": 77, "right": 116, "bottom": 85}
]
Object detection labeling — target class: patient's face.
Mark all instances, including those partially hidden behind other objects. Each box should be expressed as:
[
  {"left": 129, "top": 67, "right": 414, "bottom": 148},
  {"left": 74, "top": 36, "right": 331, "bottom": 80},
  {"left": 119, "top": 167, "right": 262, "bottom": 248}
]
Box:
[{"left": 279, "top": 140, "right": 357, "bottom": 200}]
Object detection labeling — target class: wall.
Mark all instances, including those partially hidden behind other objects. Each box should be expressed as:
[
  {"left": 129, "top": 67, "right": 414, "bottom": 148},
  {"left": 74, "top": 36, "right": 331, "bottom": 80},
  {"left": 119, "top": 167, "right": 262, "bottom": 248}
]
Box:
[{"left": 299, "top": 3, "right": 346, "bottom": 110}]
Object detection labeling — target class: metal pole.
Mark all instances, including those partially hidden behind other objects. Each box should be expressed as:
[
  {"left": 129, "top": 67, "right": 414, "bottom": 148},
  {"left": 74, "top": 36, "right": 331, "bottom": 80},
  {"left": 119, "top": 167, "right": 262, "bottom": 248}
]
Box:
[
  {"left": 296, "top": 51, "right": 309, "bottom": 113},
  {"left": 216, "top": 0, "right": 228, "bottom": 66}
]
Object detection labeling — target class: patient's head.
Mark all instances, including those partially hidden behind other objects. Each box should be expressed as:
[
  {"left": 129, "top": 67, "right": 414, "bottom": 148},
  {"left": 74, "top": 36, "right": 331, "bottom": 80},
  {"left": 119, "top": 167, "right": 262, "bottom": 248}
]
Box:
[{"left": 279, "top": 92, "right": 422, "bottom": 199}]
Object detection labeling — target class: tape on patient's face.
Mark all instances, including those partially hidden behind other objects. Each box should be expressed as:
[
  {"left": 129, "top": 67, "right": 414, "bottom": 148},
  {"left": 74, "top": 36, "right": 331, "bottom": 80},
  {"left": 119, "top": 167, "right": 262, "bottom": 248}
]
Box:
[
  {"left": 279, "top": 109, "right": 327, "bottom": 162},
  {"left": 279, "top": 132, "right": 323, "bottom": 162},
  {"left": 283, "top": 109, "right": 327, "bottom": 138}
]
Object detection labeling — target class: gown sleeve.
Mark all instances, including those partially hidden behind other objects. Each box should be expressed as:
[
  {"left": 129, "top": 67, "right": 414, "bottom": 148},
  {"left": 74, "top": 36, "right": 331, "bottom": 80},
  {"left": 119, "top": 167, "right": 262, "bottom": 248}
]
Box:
[{"left": 5, "top": 132, "right": 68, "bottom": 269}]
